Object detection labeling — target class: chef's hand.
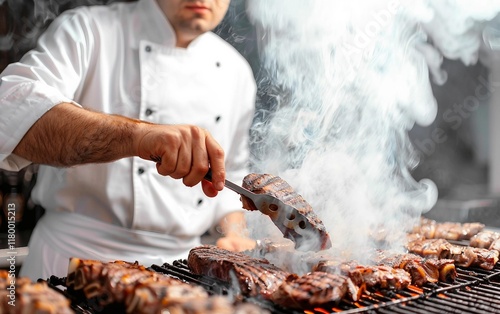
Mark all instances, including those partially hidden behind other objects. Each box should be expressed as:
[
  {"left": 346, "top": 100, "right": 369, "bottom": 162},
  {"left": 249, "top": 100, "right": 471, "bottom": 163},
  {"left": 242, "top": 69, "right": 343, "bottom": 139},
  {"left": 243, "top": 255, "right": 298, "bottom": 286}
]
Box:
[
  {"left": 216, "top": 235, "right": 257, "bottom": 252},
  {"left": 135, "top": 124, "right": 225, "bottom": 197}
]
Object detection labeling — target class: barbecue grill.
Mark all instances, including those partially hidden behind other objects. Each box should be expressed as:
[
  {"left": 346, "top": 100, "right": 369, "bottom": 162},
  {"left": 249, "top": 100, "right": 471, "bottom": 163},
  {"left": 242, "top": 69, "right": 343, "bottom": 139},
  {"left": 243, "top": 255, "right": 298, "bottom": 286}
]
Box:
[{"left": 45, "top": 257, "right": 500, "bottom": 314}]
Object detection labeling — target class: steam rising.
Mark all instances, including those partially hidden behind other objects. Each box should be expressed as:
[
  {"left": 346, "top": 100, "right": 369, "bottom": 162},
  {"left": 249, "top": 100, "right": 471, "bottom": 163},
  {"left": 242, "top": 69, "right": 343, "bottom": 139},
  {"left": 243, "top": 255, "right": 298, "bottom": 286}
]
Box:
[{"left": 244, "top": 0, "right": 500, "bottom": 264}]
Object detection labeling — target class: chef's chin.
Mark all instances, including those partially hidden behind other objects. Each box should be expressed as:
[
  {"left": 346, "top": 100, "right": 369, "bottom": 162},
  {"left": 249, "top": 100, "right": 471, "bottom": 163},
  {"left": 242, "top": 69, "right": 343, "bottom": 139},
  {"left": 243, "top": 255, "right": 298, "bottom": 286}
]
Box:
[{"left": 180, "top": 19, "right": 216, "bottom": 35}]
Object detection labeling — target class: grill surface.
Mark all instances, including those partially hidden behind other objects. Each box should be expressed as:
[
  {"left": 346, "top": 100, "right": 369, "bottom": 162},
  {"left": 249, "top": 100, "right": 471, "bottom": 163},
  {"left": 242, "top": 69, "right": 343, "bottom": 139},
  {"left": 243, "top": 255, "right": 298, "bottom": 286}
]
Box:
[
  {"left": 151, "top": 260, "right": 500, "bottom": 314},
  {"left": 44, "top": 259, "right": 500, "bottom": 313}
]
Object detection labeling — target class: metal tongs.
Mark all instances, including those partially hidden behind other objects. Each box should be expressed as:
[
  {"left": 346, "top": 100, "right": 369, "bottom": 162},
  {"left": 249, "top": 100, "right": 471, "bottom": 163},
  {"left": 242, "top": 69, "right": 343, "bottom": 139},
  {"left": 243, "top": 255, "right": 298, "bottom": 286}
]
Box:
[{"left": 205, "top": 170, "right": 331, "bottom": 252}]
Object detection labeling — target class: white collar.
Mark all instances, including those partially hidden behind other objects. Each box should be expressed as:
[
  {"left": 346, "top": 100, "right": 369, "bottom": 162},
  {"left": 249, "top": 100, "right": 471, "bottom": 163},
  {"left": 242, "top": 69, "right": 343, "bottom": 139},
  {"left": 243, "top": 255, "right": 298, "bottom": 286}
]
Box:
[{"left": 137, "top": 0, "right": 177, "bottom": 47}]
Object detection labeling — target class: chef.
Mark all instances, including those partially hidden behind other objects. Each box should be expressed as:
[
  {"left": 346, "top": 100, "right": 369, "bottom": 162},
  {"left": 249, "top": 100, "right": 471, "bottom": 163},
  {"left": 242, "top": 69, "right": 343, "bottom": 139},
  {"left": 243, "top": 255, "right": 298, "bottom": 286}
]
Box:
[{"left": 0, "top": 0, "right": 257, "bottom": 280}]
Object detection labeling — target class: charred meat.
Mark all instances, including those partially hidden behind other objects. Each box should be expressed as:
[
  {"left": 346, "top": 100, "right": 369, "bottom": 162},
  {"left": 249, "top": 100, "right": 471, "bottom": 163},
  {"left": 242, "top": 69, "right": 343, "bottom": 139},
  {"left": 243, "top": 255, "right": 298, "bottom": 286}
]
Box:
[
  {"left": 470, "top": 230, "right": 500, "bottom": 248},
  {"left": 470, "top": 230, "right": 500, "bottom": 254},
  {"left": 406, "top": 238, "right": 499, "bottom": 270},
  {"left": 187, "top": 245, "right": 289, "bottom": 299},
  {"left": 66, "top": 257, "right": 248, "bottom": 314},
  {"left": 413, "top": 218, "right": 484, "bottom": 240},
  {"left": 241, "top": 173, "right": 331, "bottom": 250},
  {"left": 346, "top": 265, "right": 411, "bottom": 291},
  {"left": 312, "top": 257, "right": 411, "bottom": 290},
  {"left": 376, "top": 252, "right": 456, "bottom": 285},
  {"left": 0, "top": 270, "right": 73, "bottom": 314},
  {"left": 271, "top": 272, "right": 360, "bottom": 310}
]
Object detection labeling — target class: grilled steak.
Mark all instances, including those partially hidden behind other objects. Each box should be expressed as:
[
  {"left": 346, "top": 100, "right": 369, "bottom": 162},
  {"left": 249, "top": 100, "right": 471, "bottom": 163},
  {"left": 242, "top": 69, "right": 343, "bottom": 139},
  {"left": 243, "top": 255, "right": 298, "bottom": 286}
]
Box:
[
  {"left": 241, "top": 173, "right": 331, "bottom": 250},
  {"left": 376, "top": 252, "right": 456, "bottom": 285},
  {"left": 469, "top": 230, "right": 500, "bottom": 254},
  {"left": 312, "top": 257, "right": 360, "bottom": 275},
  {"left": 0, "top": 270, "right": 73, "bottom": 314},
  {"left": 406, "top": 238, "right": 500, "bottom": 270},
  {"left": 346, "top": 265, "right": 412, "bottom": 290},
  {"left": 312, "top": 257, "right": 411, "bottom": 290},
  {"left": 125, "top": 277, "right": 208, "bottom": 314},
  {"left": 271, "top": 272, "right": 360, "bottom": 310},
  {"left": 470, "top": 230, "right": 500, "bottom": 249},
  {"left": 165, "top": 296, "right": 270, "bottom": 314},
  {"left": 187, "top": 245, "right": 289, "bottom": 299}
]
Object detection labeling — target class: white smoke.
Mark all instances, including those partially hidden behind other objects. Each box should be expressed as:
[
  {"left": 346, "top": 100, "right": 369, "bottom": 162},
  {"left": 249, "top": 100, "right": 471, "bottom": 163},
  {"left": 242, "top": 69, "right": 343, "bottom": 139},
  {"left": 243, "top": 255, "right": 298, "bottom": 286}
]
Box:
[{"left": 244, "top": 0, "right": 500, "bottom": 263}]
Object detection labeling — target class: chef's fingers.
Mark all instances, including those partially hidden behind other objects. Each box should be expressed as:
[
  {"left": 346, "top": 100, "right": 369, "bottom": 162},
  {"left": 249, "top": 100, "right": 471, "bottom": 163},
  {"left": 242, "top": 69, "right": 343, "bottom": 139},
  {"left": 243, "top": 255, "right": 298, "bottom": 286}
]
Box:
[
  {"left": 201, "top": 180, "right": 218, "bottom": 198},
  {"left": 205, "top": 131, "right": 225, "bottom": 191},
  {"left": 181, "top": 127, "right": 208, "bottom": 186},
  {"left": 155, "top": 128, "right": 182, "bottom": 176},
  {"left": 137, "top": 125, "right": 223, "bottom": 190},
  {"left": 169, "top": 131, "right": 193, "bottom": 180}
]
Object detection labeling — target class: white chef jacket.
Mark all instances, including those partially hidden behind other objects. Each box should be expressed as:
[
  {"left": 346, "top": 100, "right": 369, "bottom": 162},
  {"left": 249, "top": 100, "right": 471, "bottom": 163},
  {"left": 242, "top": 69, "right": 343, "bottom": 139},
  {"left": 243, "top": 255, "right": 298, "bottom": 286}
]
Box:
[{"left": 0, "top": 0, "right": 256, "bottom": 280}]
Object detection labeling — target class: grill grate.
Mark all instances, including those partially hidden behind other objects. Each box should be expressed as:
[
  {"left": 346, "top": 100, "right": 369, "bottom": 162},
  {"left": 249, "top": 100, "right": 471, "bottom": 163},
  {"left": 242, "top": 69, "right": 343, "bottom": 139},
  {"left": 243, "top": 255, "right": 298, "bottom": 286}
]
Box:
[
  {"left": 150, "top": 261, "right": 500, "bottom": 314},
  {"left": 149, "top": 261, "right": 296, "bottom": 314},
  {"left": 43, "top": 261, "right": 500, "bottom": 313}
]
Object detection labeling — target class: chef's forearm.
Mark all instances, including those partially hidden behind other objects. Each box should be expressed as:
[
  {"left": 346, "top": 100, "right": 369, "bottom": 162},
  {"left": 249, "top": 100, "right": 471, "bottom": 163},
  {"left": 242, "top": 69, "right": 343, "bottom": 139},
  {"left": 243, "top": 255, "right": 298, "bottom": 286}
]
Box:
[{"left": 13, "top": 102, "right": 144, "bottom": 167}]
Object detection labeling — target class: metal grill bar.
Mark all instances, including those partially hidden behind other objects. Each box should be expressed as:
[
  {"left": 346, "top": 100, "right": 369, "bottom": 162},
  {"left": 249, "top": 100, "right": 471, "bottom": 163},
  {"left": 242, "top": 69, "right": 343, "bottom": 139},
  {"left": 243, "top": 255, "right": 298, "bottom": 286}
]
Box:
[
  {"left": 151, "top": 262, "right": 298, "bottom": 314},
  {"left": 149, "top": 262, "right": 229, "bottom": 295},
  {"left": 151, "top": 261, "right": 500, "bottom": 314}
]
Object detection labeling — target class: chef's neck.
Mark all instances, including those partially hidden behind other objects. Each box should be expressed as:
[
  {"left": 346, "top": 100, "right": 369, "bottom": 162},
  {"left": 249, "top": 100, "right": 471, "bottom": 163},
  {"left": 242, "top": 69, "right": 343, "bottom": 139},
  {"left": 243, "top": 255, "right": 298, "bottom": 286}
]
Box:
[
  {"left": 174, "top": 31, "right": 199, "bottom": 48},
  {"left": 156, "top": 0, "right": 208, "bottom": 49}
]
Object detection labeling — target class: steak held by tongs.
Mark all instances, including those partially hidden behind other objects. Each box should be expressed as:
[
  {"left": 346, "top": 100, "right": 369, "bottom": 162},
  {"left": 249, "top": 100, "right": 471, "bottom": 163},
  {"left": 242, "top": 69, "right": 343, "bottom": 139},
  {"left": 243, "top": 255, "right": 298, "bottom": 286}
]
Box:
[
  {"left": 241, "top": 173, "right": 331, "bottom": 251},
  {"left": 205, "top": 170, "right": 332, "bottom": 252}
]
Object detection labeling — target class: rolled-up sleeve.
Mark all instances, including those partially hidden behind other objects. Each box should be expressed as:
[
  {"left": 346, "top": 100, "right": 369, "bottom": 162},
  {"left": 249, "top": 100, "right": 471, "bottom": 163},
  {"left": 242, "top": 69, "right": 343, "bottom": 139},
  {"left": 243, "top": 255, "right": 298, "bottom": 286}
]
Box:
[{"left": 0, "top": 8, "right": 94, "bottom": 170}]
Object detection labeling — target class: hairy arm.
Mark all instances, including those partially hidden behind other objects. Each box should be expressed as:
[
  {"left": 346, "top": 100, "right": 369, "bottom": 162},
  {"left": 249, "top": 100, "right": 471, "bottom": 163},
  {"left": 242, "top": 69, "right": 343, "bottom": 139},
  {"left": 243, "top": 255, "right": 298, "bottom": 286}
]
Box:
[
  {"left": 14, "top": 103, "right": 141, "bottom": 166},
  {"left": 13, "top": 102, "right": 226, "bottom": 194}
]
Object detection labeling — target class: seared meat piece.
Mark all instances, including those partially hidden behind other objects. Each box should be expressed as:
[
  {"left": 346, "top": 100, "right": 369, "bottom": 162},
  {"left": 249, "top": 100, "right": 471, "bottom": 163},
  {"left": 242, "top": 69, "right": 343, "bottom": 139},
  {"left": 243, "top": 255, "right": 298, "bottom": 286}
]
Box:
[
  {"left": 406, "top": 233, "right": 426, "bottom": 244},
  {"left": 470, "top": 230, "right": 500, "bottom": 253},
  {"left": 67, "top": 258, "right": 160, "bottom": 305},
  {"left": 125, "top": 277, "right": 209, "bottom": 314},
  {"left": 166, "top": 297, "right": 271, "bottom": 314},
  {"left": 0, "top": 270, "right": 73, "bottom": 314},
  {"left": 405, "top": 238, "right": 450, "bottom": 258},
  {"left": 187, "top": 245, "right": 289, "bottom": 299},
  {"left": 406, "top": 239, "right": 499, "bottom": 270},
  {"left": 312, "top": 257, "right": 411, "bottom": 290},
  {"left": 165, "top": 296, "right": 235, "bottom": 314},
  {"left": 67, "top": 258, "right": 235, "bottom": 314},
  {"left": 376, "top": 252, "right": 456, "bottom": 285},
  {"left": 241, "top": 173, "right": 331, "bottom": 250},
  {"left": 312, "top": 257, "right": 360, "bottom": 275},
  {"left": 435, "top": 222, "right": 485, "bottom": 240},
  {"left": 470, "top": 230, "right": 500, "bottom": 249},
  {"left": 489, "top": 238, "right": 500, "bottom": 252},
  {"left": 271, "top": 272, "right": 360, "bottom": 309},
  {"left": 413, "top": 218, "right": 484, "bottom": 240},
  {"left": 347, "top": 265, "right": 411, "bottom": 290},
  {"left": 465, "top": 247, "right": 499, "bottom": 270},
  {"left": 423, "top": 258, "right": 457, "bottom": 283},
  {"left": 412, "top": 218, "right": 437, "bottom": 239}
]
